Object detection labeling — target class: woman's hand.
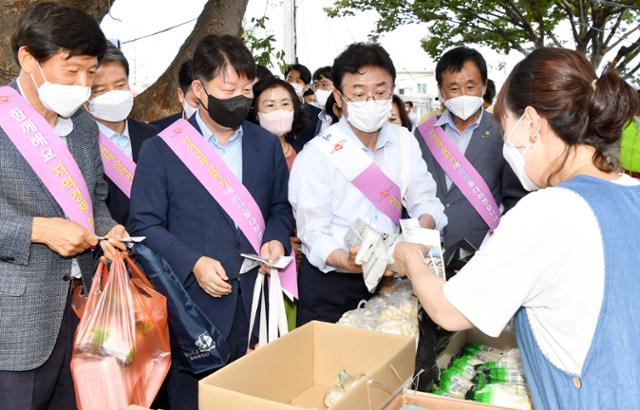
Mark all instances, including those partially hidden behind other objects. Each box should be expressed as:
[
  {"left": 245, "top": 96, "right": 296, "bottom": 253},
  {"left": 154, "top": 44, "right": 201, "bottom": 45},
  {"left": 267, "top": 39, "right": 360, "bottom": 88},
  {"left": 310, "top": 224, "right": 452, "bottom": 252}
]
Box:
[{"left": 393, "top": 241, "right": 428, "bottom": 277}]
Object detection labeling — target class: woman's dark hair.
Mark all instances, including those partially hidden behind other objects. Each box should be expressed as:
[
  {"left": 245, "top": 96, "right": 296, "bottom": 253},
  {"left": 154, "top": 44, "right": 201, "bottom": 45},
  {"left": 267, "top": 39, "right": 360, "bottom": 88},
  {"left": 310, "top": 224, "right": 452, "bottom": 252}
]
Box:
[
  {"left": 256, "top": 64, "right": 273, "bottom": 82},
  {"left": 285, "top": 64, "right": 312, "bottom": 85},
  {"left": 494, "top": 47, "right": 640, "bottom": 174},
  {"left": 483, "top": 79, "right": 496, "bottom": 105},
  {"left": 249, "top": 77, "right": 309, "bottom": 142},
  {"left": 325, "top": 92, "right": 340, "bottom": 124},
  {"left": 392, "top": 94, "right": 412, "bottom": 131},
  {"left": 101, "top": 43, "right": 129, "bottom": 77},
  {"left": 178, "top": 60, "right": 193, "bottom": 94},
  {"left": 11, "top": 2, "right": 107, "bottom": 65},
  {"left": 313, "top": 66, "right": 332, "bottom": 82},
  {"left": 192, "top": 34, "right": 256, "bottom": 82},
  {"left": 436, "top": 47, "right": 487, "bottom": 86},
  {"left": 332, "top": 43, "right": 396, "bottom": 93}
]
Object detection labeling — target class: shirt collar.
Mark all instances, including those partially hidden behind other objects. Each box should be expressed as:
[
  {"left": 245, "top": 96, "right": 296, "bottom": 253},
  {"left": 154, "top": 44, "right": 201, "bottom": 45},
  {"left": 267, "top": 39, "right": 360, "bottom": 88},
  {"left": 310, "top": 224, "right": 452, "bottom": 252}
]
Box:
[
  {"left": 96, "top": 119, "right": 129, "bottom": 139},
  {"left": 16, "top": 76, "right": 74, "bottom": 137},
  {"left": 195, "top": 110, "right": 243, "bottom": 148},
  {"left": 337, "top": 117, "right": 393, "bottom": 152},
  {"left": 437, "top": 108, "right": 484, "bottom": 134}
]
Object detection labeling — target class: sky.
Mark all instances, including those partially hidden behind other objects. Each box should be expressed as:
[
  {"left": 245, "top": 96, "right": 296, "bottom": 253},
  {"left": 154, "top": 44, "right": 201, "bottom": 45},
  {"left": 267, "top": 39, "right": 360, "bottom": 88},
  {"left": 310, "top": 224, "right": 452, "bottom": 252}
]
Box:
[{"left": 100, "top": 0, "right": 526, "bottom": 96}]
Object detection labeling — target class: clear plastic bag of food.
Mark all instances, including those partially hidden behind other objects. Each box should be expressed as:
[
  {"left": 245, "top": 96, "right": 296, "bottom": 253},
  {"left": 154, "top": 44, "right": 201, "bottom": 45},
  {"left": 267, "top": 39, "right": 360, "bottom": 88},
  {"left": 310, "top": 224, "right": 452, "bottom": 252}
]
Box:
[
  {"left": 71, "top": 253, "right": 170, "bottom": 410},
  {"left": 324, "top": 369, "right": 366, "bottom": 407}
]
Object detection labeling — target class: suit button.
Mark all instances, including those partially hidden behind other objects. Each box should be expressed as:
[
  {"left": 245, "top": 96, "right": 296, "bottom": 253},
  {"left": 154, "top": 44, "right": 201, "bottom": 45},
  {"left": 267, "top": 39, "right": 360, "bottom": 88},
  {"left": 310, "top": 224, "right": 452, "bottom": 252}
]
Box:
[
  {"left": 572, "top": 376, "right": 582, "bottom": 390},
  {"left": 445, "top": 203, "right": 451, "bottom": 208},
  {"left": 235, "top": 241, "right": 242, "bottom": 250}
]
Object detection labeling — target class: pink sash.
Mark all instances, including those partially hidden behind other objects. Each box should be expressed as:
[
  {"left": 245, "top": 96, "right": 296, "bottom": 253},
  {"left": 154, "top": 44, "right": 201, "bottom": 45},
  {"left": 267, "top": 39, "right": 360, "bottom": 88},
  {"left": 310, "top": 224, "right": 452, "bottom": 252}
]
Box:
[
  {"left": 417, "top": 116, "right": 500, "bottom": 231},
  {"left": 0, "top": 86, "right": 95, "bottom": 232},
  {"left": 159, "top": 119, "right": 265, "bottom": 252},
  {"left": 99, "top": 132, "right": 136, "bottom": 198},
  {"left": 313, "top": 128, "right": 402, "bottom": 225},
  {"left": 352, "top": 164, "right": 402, "bottom": 225}
]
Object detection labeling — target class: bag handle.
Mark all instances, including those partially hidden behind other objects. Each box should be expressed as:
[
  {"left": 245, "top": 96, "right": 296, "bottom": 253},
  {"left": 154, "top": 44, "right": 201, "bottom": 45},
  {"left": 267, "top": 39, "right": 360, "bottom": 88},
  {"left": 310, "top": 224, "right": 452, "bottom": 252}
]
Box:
[{"left": 122, "top": 251, "right": 154, "bottom": 290}]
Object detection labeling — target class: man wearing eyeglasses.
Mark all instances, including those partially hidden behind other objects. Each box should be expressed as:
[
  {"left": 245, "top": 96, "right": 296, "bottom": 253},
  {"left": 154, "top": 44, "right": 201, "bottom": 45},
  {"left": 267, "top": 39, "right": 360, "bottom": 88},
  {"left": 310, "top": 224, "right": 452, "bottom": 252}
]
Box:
[{"left": 289, "top": 42, "right": 447, "bottom": 325}]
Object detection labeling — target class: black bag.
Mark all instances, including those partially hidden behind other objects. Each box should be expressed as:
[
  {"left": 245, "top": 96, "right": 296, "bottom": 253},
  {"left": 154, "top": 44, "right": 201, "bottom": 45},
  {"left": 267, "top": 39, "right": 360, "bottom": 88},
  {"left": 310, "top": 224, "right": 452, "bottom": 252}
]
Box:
[
  {"left": 414, "top": 239, "right": 478, "bottom": 391},
  {"left": 130, "top": 244, "right": 229, "bottom": 374}
]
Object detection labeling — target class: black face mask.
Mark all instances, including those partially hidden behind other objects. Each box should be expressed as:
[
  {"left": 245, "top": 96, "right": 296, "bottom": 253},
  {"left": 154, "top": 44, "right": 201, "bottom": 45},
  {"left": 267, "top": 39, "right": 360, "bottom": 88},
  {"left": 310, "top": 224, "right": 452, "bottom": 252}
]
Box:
[{"left": 202, "top": 88, "right": 253, "bottom": 130}]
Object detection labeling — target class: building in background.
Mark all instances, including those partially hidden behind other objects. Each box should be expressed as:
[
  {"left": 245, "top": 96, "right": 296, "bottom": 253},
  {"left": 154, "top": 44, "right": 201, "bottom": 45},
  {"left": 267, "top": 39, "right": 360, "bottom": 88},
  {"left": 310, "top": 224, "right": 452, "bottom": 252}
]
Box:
[{"left": 395, "top": 70, "right": 439, "bottom": 121}]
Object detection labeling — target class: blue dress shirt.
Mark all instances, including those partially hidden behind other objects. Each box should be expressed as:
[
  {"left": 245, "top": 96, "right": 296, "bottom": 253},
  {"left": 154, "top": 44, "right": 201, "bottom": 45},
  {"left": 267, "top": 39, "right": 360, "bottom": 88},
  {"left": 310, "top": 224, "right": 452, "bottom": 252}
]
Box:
[
  {"left": 97, "top": 120, "right": 133, "bottom": 160},
  {"left": 436, "top": 109, "right": 484, "bottom": 189},
  {"left": 195, "top": 111, "right": 244, "bottom": 180}
]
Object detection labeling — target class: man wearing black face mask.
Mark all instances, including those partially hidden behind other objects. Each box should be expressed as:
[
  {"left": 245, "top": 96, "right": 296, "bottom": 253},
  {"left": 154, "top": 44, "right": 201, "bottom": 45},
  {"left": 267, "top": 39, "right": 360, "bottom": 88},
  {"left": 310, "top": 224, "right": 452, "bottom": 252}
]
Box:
[{"left": 128, "top": 34, "right": 293, "bottom": 410}]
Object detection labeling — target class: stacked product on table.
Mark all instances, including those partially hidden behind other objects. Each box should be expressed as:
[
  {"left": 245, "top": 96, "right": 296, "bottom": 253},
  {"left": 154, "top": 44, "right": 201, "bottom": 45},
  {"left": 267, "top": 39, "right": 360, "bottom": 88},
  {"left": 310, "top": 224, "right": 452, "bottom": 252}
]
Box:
[
  {"left": 337, "top": 279, "right": 419, "bottom": 340},
  {"left": 432, "top": 343, "right": 533, "bottom": 410}
]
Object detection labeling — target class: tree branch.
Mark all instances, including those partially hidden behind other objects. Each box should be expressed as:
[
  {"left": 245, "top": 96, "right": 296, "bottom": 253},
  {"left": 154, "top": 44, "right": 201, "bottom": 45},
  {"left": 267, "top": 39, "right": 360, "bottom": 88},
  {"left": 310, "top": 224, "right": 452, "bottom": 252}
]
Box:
[
  {"left": 606, "top": 24, "right": 640, "bottom": 53},
  {"left": 612, "top": 33, "right": 640, "bottom": 72},
  {"left": 603, "top": 9, "right": 627, "bottom": 48}
]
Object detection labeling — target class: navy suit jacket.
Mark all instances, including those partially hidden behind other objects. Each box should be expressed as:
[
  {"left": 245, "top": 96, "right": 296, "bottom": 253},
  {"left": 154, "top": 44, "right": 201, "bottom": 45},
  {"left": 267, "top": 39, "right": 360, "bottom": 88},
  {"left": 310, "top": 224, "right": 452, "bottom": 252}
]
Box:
[
  {"left": 127, "top": 116, "right": 293, "bottom": 337},
  {"left": 151, "top": 112, "right": 182, "bottom": 131},
  {"left": 298, "top": 104, "right": 321, "bottom": 143},
  {"left": 415, "top": 111, "right": 527, "bottom": 249},
  {"left": 104, "top": 118, "right": 157, "bottom": 225}
]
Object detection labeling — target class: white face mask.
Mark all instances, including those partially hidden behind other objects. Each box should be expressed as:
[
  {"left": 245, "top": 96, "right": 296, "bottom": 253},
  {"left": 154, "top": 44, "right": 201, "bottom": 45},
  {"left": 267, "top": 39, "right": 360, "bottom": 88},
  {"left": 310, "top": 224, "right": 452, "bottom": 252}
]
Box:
[
  {"left": 443, "top": 95, "right": 484, "bottom": 121},
  {"left": 290, "top": 82, "right": 304, "bottom": 97},
  {"left": 502, "top": 113, "right": 541, "bottom": 191},
  {"left": 315, "top": 89, "right": 332, "bottom": 108},
  {"left": 258, "top": 109, "right": 294, "bottom": 137},
  {"left": 346, "top": 98, "right": 392, "bottom": 133},
  {"left": 182, "top": 100, "right": 198, "bottom": 119},
  {"left": 32, "top": 63, "right": 91, "bottom": 118},
  {"left": 88, "top": 90, "right": 134, "bottom": 122}
]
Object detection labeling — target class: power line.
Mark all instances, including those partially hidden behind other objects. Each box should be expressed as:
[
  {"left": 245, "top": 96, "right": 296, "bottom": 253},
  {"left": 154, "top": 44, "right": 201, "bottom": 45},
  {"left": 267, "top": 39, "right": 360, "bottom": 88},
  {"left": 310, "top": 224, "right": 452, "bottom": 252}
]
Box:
[
  {"left": 595, "top": 0, "right": 640, "bottom": 9},
  {"left": 121, "top": 17, "right": 198, "bottom": 44}
]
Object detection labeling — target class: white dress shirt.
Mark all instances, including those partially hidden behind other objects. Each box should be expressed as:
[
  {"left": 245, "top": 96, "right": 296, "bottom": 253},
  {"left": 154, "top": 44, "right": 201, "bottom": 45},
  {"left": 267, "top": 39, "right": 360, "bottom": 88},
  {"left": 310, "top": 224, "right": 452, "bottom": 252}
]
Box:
[{"left": 289, "top": 118, "right": 447, "bottom": 272}]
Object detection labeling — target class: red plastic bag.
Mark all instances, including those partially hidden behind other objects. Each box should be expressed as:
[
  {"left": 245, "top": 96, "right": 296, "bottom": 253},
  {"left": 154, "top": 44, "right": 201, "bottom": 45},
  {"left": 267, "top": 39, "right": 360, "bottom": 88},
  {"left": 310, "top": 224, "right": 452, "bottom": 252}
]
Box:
[{"left": 71, "top": 252, "right": 171, "bottom": 410}]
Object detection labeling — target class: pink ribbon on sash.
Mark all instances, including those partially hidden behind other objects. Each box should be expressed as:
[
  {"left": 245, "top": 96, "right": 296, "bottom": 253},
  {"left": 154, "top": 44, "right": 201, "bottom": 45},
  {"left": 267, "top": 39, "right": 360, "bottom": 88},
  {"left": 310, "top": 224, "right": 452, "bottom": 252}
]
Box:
[
  {"left": 417, "top": 116, "right": 500, "bottom": 231},
  {"left": 351, "top": 164, "right": 402, "bottom": 225},
  {"left": 99, "top": 132, "right": 136, "bottom": 198},
  {"left": 0, "top": 86, "right": 95, "bottom": 232}
]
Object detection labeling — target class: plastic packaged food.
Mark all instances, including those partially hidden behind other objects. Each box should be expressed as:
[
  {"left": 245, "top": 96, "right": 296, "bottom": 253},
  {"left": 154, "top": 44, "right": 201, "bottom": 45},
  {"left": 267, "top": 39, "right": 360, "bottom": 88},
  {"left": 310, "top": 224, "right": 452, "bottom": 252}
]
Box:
[
  {"left": 337, "top": 279, "right": 419, "bottom": 340},
  {"left": 323, "top": 369, "right": 365, "bottom": 407}
]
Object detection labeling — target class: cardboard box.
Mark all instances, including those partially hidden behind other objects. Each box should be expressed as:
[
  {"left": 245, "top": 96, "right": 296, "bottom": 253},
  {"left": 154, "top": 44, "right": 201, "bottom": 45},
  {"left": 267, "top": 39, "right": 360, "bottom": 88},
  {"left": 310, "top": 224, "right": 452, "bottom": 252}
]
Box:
[
  {"left": 382, "top": 328, "right": 519, "bottom": 410},
  {"left": 383, "top": 389, "right": 511, "bottom": 410},
  {"left": 199, "top": 321, "right": 416, "bottom": 410}
]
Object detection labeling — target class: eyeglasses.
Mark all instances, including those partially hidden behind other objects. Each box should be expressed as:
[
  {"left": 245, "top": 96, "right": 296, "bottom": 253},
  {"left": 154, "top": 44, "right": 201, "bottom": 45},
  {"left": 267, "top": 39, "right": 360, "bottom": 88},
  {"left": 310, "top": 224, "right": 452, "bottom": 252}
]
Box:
[{"left": 337, "top": 89, "right": 392, "bottom": 107}]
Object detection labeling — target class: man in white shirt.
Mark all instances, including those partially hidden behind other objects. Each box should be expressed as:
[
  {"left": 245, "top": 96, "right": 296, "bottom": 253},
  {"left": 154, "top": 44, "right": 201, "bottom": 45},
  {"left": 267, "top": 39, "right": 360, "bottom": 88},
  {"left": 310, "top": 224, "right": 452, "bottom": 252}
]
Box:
[{"left": 289, "top": 42, "right": 447, "bottom": 325}]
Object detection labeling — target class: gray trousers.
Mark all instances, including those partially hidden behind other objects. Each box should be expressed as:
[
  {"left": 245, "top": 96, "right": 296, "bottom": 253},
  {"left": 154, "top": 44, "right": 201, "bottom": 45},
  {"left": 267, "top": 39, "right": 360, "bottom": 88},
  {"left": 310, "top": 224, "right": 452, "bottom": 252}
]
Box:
[{"left": 0, "top": 290, "right": 77, "bottom": 410}]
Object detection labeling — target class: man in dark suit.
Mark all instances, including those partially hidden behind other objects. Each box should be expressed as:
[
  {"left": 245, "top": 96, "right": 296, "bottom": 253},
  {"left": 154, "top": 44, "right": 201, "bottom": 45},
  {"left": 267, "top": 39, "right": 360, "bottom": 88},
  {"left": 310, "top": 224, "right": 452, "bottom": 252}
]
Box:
[
  {"left": 412, "top": 47, "right": 526, "bottom": 390},
  {"left": 285, "top": 63, "right": 320, "bottom": 143},
  {"left": 0, "top": 4, "right": 126, "bottom": 409},
  {"left": 128, "top": 34, "right": 292, "bottom": 410},
  {"left": 152, "top": 60, "right": 199, "bottom": 131},
  {"left": 86, "top": 44, "right": 157, "bottom": 225},
  {"left": 415, "top": 47, "right": 526, "bottom": 250}
]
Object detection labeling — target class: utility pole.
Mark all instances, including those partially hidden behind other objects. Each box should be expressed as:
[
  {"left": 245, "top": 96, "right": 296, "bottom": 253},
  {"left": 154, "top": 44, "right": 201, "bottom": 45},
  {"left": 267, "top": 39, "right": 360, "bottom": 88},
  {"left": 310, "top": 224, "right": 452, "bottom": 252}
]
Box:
[{"left": 283, "top": 0, "right": 298, "bottom": 64}]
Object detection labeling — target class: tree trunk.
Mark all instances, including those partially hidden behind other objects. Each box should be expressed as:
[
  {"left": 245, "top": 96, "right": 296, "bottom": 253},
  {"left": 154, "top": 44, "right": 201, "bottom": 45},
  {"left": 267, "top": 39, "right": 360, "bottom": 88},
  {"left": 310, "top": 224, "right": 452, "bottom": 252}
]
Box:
[
  {"left": 131, "top": 0, "right": 250, "bottom": 122},
  {"left": 0, "top": 0, "right": 113, "bottom": 84}
]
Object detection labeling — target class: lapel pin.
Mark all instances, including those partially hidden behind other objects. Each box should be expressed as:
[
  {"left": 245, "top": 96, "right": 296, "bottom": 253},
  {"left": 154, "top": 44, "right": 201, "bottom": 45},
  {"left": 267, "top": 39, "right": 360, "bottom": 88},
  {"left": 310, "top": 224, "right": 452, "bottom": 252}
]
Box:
[{"left": 483, "top": 130, "right": 491, "bottom": 139}]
